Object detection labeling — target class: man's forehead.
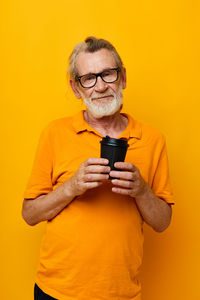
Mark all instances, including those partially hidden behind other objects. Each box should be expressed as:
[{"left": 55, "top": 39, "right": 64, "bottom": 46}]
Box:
[{"left": 75, "top": 48, "right": 117, "bottom": 75}]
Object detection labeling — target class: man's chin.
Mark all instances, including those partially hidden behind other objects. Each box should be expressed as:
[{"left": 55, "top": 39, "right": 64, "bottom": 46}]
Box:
[{"left": 85, "top": 103, "right": 123, "bottom": 119}]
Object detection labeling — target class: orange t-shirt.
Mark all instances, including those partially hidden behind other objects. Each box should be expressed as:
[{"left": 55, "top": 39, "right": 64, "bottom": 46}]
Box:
[{"left": 24, "top": 110, "right": 174, "bottom": 300}]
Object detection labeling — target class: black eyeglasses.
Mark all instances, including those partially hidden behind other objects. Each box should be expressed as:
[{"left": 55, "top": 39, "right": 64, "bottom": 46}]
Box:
[{"left": 77, "top": 67, "right": 120, "bottom": 88}]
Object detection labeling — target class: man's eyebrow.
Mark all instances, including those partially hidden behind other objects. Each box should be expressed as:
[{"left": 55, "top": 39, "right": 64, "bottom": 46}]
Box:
[{"left": 80, "top": 67, "right": 118, "bottom": 76}]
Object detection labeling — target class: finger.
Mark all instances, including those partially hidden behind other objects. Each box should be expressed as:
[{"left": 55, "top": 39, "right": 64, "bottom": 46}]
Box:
[
  {"left": 85, "top": 181, "right": 103, "bottom": 189},
  {"left": 109, "top": 170, "right": 135, "bottom": 180},
  {"left": 114, "top": 162, "right": 137, "bottom": 171},
  {"left": 112, "top": 186, "right": 132, "bottom": 195},
  {"left": 85, "top": 165, "right": 111, "bottom": 174},
  {"left": 111, "top": 179, "right": 134, "bottom": 189},
  {"left": 85, "top": 173, "right": 109, "bottom": 182},
  {"left": 86, "top": 158, "right": 109, "bottom": 166}
]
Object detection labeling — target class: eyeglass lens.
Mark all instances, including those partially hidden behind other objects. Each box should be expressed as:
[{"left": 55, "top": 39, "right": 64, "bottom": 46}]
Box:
[{"left": 80, "top": 69, "right": 118, "bottom": 88}]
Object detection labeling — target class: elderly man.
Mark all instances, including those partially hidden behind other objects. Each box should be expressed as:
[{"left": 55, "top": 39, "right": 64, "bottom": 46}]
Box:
[{"left": 22, "top": 36, "right": 174, "bottom": 300}]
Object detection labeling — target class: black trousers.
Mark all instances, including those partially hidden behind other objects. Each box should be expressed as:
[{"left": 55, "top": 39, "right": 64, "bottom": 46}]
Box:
[{"left": 34, "top": 283, "right": 57, "bottom": 300}]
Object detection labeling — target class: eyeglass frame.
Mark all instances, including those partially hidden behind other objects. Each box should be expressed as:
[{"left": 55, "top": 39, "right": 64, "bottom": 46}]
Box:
[{"left": 76, "top": 67, "right": 120, "bottom": 88}]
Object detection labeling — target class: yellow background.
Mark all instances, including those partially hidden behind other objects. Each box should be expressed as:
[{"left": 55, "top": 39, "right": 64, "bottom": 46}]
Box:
[{"left": 1, "top": 0, "right": 200, "bottom": 299}]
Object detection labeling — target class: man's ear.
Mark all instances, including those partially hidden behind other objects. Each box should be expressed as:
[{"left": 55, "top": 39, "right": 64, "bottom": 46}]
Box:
[
  {"left": 70, "top": 79, "right": 82, "bottom": 99},
  {"left": 121, "top": 67, "right": 127, "bottom": 89}
]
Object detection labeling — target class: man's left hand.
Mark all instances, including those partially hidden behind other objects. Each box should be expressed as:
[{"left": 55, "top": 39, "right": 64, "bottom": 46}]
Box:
[{"left": 110, "top": 162, "right": 148, "bottom": 198}]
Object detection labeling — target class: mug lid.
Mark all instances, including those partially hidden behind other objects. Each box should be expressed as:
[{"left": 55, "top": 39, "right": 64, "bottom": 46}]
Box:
[{"left": 100, "top": 135, "right": 129, "bottom": 147}]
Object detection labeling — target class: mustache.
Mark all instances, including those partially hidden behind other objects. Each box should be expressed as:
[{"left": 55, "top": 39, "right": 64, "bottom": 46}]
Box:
[{"left": 91, "top": 93, "right": 115, "bottom": 100}]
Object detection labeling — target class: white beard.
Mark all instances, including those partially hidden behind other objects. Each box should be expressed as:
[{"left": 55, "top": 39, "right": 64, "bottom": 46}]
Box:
[{"left": 78, "top": 81, "right": 123, "bottom": 119}]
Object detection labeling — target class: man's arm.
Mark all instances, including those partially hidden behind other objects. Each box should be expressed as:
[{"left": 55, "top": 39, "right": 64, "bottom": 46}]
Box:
[
  {"left": 132, "top": 184, "right": 172, "bottom": 232},
  {"left": 22, "top": 158, "right": 110, "bottom": 226},
  {"left": 110, "top": 162, "right": 172, "bottom": 232},
  {"left": 22, "top": 180, "right": 76, "bottom": 226}
]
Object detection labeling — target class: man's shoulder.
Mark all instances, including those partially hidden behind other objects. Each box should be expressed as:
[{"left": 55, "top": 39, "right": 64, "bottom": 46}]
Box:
[
  {"left": 126, "top": 113, "right": 165, "bottom": 144},
  {"left": 140, "top": 120, "right": 164, "bottom": 139},
  {"left": 42, "top": 113, "right": 77, "bottom": 134}
]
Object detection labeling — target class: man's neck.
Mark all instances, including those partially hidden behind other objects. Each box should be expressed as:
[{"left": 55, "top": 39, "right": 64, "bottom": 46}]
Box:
[{"left": 83, "top": 109, "right": 128, "bottom": 138}]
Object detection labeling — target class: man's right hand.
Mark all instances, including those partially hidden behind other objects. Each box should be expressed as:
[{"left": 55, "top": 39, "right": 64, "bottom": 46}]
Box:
[
  {"left": 22, "top": 158, "right": 110, "bottom": 225},
  {"left": 67, "top": 158, "right": 110, "bottom": 197}
]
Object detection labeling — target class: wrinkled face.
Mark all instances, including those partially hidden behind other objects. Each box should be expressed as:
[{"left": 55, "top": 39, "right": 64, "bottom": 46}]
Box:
[{"left": 70, "top": 48, "right": 126, "bottom": 118}]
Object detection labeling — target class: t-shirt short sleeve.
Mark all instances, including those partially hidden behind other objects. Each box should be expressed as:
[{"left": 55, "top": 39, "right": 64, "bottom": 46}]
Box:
[
  {"left": 23, "top": 124, "right": 53, "bottom": 199},
  {"left": 151, "top": 136, "right": 174, "bottom": 205}
]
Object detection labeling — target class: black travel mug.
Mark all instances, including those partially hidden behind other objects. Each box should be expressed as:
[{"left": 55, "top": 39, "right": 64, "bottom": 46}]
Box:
[{"left": 100, "top": 135, "right": 129, "bottom": 179}]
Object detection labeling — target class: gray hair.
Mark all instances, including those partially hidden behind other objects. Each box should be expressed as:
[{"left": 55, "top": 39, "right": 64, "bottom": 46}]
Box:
[{"left": 68, "top": 36, "right": 124, "bottom": 81}]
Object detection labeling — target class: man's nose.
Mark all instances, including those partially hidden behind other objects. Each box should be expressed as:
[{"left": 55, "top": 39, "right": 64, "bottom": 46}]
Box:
[{"left": 94, "top": 76, "right": 108, "bottom": 92}]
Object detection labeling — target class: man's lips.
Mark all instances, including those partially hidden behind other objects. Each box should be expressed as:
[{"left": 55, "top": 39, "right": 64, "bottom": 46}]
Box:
[{"left": 92, "top": 95, "right": 114, "bottom": 100}]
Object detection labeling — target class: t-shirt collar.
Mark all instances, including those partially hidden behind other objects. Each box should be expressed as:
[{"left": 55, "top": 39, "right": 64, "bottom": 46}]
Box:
[{"left": 72, "top": 110, "right": 142, "bottom": 140}]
